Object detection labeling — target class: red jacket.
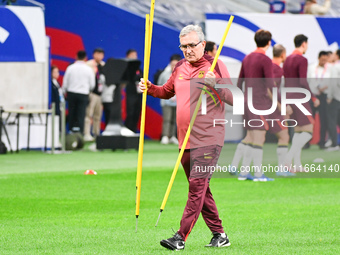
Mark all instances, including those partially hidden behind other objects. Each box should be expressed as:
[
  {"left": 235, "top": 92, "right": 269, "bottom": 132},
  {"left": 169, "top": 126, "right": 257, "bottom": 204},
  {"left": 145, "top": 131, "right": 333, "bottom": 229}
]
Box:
[{"left": 147, "top": 54, "right": 233, "bottom": 149}]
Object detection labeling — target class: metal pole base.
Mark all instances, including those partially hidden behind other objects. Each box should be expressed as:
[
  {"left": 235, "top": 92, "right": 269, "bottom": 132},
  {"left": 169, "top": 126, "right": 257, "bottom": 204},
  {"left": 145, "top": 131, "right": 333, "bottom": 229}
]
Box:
[{"left": 155, "top": 210, "right": 163, "bottom": 227}]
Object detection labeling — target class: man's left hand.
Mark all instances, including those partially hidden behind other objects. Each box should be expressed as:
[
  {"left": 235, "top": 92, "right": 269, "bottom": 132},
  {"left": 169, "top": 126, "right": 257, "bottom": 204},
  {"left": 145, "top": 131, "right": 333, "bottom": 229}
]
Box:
[{"left": 204, "top": 71, "right": 216, "bottom": 87}]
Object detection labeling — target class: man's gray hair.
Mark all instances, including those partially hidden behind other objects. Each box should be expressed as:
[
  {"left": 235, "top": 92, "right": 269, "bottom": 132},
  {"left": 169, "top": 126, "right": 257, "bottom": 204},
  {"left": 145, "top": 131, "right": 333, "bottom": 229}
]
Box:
[{"left": 179, "top": 25, "right": 205, "bottom": 42}]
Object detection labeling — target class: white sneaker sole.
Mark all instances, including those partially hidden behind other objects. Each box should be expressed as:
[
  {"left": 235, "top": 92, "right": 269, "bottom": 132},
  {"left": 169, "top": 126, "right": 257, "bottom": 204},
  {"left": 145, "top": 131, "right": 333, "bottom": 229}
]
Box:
[
  {"left": 221, "top": 242, "right": 231, "bottom": 247},
  {"left": 205, "top": 242, "right": 231, "bottom": 248},
  {"left": 160, "top": 240, "right": 184, "bottom": 251}
]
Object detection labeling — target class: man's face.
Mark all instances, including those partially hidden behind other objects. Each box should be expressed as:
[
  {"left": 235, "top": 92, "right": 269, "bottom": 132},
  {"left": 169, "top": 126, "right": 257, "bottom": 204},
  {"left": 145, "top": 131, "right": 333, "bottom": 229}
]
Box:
[
  {"left": 302, "top": 41, "right": 308, "bottom": 54},
  {"left": 212, "top": 44, "right": 217, "bottom": 57},
  {"left": 208, "top": 44, "right": 217, "bottom": 58},
  {"left": 179, "top": 31, "right": 205, "bottom": 63},
  {"left": 127, "top": 51, "right": 138, "bottom": 59},
  {"left": 93, "top": 52, "right": 104, "bottom": 63},
  {"left": 52, "top": 68, "right": 59, "bottom": 80},
  {"left": 327, "top": 52, "right": 336, "bottom": 63},
  {"left": 319, "top": 55, "right": 328, "bottom": 67}
]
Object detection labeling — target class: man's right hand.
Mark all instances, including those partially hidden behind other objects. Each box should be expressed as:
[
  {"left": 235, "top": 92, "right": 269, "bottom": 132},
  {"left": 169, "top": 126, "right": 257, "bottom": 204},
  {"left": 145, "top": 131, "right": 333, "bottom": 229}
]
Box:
[
  {"left": 139, "top": 78, "right": 151, "bottom": 92},
  {"left": 286, "top": 105, "right": 293, "bottom": 116},
  {"left": 313, "top": 98, "right": 320, "bottom": 108}
]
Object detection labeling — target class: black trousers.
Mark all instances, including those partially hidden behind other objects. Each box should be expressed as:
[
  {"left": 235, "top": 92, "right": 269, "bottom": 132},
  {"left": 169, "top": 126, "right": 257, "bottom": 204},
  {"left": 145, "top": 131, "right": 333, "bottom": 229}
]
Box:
[
  {"left": 103, "top": 102, "right": 112, "bottom": 126},
  {"left": 327, "top": 98, "right": 340, "bottom": 147},
  {"left": 125, "top": 93, "right": 142, "bottom": 133},
  {"left": 66, "top": 92, "right": 89, "bottom": 134},
  {"left": 317, "top": 93, "right": 328, "bottom": 147}
]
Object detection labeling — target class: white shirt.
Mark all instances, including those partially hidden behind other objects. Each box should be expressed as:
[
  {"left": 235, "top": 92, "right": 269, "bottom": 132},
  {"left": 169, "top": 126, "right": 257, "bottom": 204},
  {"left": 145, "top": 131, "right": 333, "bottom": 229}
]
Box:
[
  {"left": 62, "top": 60, "right": 95, "bottom": 95},
  {"left": 307, "top": 63, "right": 331, "bottom": 95},
  {"left": 158, "top": 65, "right": 176, "bottom": 107},
  {"left": 329, "top": 61, "right": 340, "bottom": 101}
]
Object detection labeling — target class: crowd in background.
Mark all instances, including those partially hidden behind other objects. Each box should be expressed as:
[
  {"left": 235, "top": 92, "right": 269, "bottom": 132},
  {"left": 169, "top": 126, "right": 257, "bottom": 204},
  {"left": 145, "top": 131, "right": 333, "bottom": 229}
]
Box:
[
  {"left": 51, "top": 48, "right": 144, "bottom": 143},
  {"left": 307, "top": 49, "right": 340, "bottom": 151},
  {"left": 229, "top": 31, "right": 340, "bottom": 182},
  {"left": 51, "top": 39, "right": 340, "bottom": 152}
]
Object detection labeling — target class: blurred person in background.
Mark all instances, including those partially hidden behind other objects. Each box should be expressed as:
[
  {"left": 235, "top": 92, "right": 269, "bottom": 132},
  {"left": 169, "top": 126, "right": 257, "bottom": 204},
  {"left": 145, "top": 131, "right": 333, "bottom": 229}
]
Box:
[
  {"left": 327, "top": 50, "right": 336, "bottom": 64},
  {"left": 327, "top": 49, "right": 340, "bottom": 151},
  {"left": 124, "top": 49, "right": 142, "bottom": 133},
  {"left": 236, "top": 30, "right": 289, "bottom": 181},
  {"left": 158, "top": 54, "right": 182, "bottom": 145},
  {"left": 63, "top": 50, "right": 95, "bottom": 135},
  {"left": 271, "top": 44, "right": 295, "bottom": 176},
  {"left": 205, "top": 41, "right": 217, "bottom": 58},
  {"left": 101, "top": 83, "right": 116, "bottom": 126},
  {"left": 308, "top": 51, "right": 331, "bottom": 149},
  {"left": 84, "top": 48, "right": 105, "bottom": 141},
  {"left": 304, "top": 0, "right": 331, "bottom": 15},
  {"left": 283, "top": 34, "right": 319, "bottom": 171},
  {"left": 272, "top": 44, "right": 287, "bottom": 87},
  {"left": 51, "top": 65, "right": 63, "bottom": 117},
  {"left": 231, "top": 43, "right": 291, "bottom": 177}
]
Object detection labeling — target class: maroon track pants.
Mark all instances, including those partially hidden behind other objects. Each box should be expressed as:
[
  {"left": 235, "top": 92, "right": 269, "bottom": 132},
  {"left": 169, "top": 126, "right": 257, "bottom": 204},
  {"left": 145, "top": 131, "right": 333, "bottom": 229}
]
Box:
[{"left": 178, "top": 145, "right": 224, "bottom": 241}]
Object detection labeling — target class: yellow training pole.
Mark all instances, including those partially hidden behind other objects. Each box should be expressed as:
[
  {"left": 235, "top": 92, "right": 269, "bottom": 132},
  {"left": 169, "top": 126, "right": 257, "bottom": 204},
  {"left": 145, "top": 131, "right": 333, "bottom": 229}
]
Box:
[
  {"left": 135, "top": 13, "right": 151, "bottom": 232},
  {"left": 136, "top": 0, "right": 156, "bottom": 232},
  {"left": 135, "top": 0, "right": 155, "bottom": 232},
  {"left": 149, "top": 0, "right": 155, "bottom": 46},
  {"left": 155, "top": 15, "right": 234, "bottom": 227}
]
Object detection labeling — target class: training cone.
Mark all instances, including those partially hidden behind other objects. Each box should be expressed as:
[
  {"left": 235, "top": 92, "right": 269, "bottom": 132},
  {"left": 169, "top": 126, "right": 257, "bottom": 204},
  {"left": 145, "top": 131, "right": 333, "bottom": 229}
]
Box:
[{"left": 84, "top": 170, "right": 97, "bottom": 175}]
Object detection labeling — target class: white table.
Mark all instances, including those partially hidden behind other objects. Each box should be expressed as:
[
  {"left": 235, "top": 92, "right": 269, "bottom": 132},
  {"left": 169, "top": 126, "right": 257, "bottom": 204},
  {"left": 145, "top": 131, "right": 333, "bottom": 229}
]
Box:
[{"left": 3, "top": 109, "right": 52, "bottom": 152}]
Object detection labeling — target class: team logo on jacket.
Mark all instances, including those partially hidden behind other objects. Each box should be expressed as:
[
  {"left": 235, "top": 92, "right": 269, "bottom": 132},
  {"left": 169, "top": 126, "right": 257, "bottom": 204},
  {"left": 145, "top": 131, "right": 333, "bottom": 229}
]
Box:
[
  {"left": 198, "top": 71, "right": 205, "bottom": 78},
  {"left": 179, "top": 74, "right": 184, "bottom": 80}
]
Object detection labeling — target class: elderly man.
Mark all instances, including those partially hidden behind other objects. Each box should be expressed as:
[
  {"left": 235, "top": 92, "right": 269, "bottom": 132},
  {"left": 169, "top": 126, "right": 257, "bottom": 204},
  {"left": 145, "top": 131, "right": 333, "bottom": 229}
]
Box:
[{"left": 139, "top": 25, "right": 233, "bottom": 250}]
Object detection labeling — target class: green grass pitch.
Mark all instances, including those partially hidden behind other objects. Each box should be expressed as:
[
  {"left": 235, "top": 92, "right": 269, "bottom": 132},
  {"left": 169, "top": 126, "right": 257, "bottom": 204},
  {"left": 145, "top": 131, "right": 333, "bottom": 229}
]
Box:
[{"left": 0, "top": 141, "right": 339, "bottom": 254}]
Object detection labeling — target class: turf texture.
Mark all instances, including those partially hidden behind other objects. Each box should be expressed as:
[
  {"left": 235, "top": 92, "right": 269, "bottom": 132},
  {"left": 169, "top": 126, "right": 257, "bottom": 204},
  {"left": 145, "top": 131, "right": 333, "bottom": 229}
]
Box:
[{"left": 0, "top": 142, "right": 339, "bottom": 254}]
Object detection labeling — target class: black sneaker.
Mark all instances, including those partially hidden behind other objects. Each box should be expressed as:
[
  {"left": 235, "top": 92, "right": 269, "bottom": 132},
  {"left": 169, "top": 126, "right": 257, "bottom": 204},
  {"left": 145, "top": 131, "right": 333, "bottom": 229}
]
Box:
[
  {"left": 160, "top": 232, "right": 185, "bottom": 251},
  {"left": 205, "top": 232, "right": 231, "bottom": 248}
]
